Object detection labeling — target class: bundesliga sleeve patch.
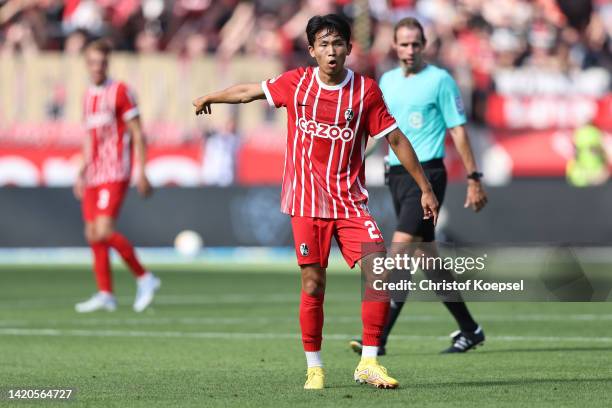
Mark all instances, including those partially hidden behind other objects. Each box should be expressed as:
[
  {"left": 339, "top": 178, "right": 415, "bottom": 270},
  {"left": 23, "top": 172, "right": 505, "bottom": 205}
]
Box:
[{"left": 455, "top": 95, "right": 465, "bottom": 115}]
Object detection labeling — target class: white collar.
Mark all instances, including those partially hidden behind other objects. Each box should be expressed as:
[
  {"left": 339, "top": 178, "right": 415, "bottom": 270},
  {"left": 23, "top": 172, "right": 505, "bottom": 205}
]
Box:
[
  {"left": 90, "top": 78, "right": 113, "bottom": 93},
  {"left": 314, "top": 67, "right": 353, "bottom": 90}
]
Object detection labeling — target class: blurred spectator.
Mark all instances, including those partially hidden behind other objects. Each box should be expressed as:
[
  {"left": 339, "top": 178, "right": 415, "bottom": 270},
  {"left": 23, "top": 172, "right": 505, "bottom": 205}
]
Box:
[
  {"left": 566, "top": 124, "right": 609, "bottom": 187},
  {"left": 0, "top": 0, "right": 610, "bottom": 117},
  {"left": 201, "top": 118, "right": 240, "bottom": 186},
  {"left": 135, "top": 25, "right": 161, "bottom": 53},
  {"left": 63, "top": 28, "right": 87, "bottom": 54}
]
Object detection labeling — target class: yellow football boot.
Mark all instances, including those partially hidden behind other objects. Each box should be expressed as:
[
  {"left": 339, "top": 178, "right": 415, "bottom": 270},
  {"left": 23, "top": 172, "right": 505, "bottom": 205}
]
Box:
[
  {"left": 304, "top": 366, "right": 325, "bottom": 389},
  {"left": 353, "top": 357, "right": 399, "bottom": 389}
]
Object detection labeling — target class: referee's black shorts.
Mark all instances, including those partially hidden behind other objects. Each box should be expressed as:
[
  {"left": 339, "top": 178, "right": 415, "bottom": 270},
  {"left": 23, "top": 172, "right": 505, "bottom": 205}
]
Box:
[{"left": 388, "top": 158, "right": 447, "bottom": 242}]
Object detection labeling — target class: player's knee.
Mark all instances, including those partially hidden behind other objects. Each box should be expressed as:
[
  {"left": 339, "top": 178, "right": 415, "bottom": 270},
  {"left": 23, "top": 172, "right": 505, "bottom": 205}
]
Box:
[
  {"left": 84, "top": 229, "right": 96, "bottom": 244},
  {"left": 84, "top": 224, "right": 98, "bottom": 244},
  {"left": 392, "top": 231, "right": 418, "bottom": 244},
  {"left": 301, "top": 266, "right": 325, "bottom": 296},
  {"left": 96, "top": 226, "right": 114, "bottom": 241},
  {"left": 302, "top": 278, "right": 325, "bottom": 296}
]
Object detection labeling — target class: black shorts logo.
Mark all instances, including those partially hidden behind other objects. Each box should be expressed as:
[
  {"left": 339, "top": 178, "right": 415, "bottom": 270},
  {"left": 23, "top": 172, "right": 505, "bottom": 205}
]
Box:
[{"left": 300, "top": 243, "right": 309, "bottom": 256}]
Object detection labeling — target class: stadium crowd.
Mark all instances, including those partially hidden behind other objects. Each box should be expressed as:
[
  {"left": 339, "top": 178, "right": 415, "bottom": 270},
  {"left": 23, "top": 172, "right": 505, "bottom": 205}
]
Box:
[
  {"left": 1, "top": 0, "right": 610, "bottom": 120},
  {"left": 1, "top": 0, "right": 610, "bottom": 186}
]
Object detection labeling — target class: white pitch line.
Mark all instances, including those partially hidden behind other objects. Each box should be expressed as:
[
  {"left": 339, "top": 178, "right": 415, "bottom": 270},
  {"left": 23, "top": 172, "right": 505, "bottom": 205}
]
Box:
[
  {"left": 1, "top": 327, "right": 612, "bottom": 343},
  {"left": 1, "top": 314, "right": 612, "bottom": 327},
  {"left": 0, "top": 294, "right": 309, "bottom": 308}
]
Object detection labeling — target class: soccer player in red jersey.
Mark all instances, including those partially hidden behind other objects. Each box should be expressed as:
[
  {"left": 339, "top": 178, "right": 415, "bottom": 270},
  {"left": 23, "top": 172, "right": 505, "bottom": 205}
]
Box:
[
  {"left": 193, "top": 15, "right": 438, "bottom": 389},
  {"left": 74, "top": 39, "right": 161, "bottom": 313}
]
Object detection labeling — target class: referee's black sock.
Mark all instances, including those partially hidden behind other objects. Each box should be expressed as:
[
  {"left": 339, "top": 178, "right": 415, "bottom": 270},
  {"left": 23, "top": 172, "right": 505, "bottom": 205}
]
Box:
[
  {"left": 443, "top": 301, "right": 478, "bottom": 333},
  {"left": 379, "top": 300, "right": 405, "bottom": 348}
]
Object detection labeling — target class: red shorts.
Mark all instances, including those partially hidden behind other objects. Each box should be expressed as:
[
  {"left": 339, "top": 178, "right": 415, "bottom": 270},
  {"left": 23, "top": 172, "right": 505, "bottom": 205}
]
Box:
[
  {"left": 290, "top": 215, "right": 386, "bottom": 269},
  {"left": 82, "top": 181, "right": 129, "bottom": 222}
]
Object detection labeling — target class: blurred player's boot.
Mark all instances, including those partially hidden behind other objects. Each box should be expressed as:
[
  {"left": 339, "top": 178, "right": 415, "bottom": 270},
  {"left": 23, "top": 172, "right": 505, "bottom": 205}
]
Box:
[
  {"left": 442, "top": 326, "right": 485, "bottom": 353},
  {"left": 349, "top": 338, "right": 386, "bottom": 356},
  {"left": 304, "top": 366, "right": 325, "bottom": 389},
  {"left": 75, "top": 292, "right": 117, "bottom": 313},
  {"left": 133, "top": 272, "right": 161, "bottom": 312},
  {"left": 354, "top": 358, "right": 398, "bottom": 389}
]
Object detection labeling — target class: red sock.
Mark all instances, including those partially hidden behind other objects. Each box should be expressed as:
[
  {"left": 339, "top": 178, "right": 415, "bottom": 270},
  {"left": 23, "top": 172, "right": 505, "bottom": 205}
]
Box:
[
  {"left": 361, "top": 287, "right": 390, "bottom": 346},
  {"left": 106, "top": 232, "right": 146, "bottom": 278},
  {"left": 300, "top": 290, "right": 325, "bottom": 351},
  {"left": 91, "top": 242, "right": 112, "bottom": 292}
]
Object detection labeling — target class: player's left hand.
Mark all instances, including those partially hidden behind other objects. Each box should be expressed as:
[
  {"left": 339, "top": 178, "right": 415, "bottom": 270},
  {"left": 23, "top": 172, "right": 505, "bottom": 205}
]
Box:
[
  {"left": 193, "top": 96, "right": 212, "bottom": 115},
  {"left": 421, "top": 190, "right": 439, "bottom": 226},
  {"left": 465, "top": 180, "right": 487, "bottom": 212},
  {"left": 137, "top": 175, "right": 153, "bottom": 198}
]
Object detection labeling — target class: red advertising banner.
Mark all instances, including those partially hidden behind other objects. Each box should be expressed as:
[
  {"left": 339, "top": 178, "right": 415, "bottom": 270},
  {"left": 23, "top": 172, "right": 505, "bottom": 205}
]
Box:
[{"left": 486, "top": 93, "right": 612, "bottom": 131}]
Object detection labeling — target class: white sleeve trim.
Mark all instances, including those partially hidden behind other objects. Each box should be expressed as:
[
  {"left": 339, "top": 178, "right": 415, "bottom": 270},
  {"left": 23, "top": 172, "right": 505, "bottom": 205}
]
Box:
[
  {"left": 122, "top": 107, "right": 139, "bottom": 121},
  {"left": 261, "top": 80, "right": 275, "bottom": 107},
  {"left": 372, "top": 122, "right": 398, "bottom": 139}
]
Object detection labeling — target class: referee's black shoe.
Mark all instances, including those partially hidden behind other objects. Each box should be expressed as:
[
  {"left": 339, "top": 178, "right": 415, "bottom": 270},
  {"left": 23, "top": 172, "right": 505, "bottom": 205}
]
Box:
[
  {"left": 349, "top": 338, "right": 386, "bottom": 356},
  {"left": 442, "top": 326, "right": 485, "bottom": 353}
]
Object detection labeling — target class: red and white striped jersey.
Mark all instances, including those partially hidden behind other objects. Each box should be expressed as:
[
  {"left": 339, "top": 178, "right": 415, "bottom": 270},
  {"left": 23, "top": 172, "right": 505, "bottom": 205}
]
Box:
[
  {"left": 83, "top": 79, "right": 139, "bottom": 186},
  {"left": 262, "top": 67, "right": 398, "bottom": 219}
]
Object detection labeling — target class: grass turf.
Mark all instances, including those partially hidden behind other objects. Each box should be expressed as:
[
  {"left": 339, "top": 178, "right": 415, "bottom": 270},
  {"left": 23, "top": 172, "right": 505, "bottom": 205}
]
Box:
[{"left": 0, "top": 263, "right": 611, "bottom": 407}]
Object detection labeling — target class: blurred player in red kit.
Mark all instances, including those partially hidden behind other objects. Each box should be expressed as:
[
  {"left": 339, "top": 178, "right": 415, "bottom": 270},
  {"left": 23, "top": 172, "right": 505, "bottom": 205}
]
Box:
[
  {"left": 74, "top": 39, "right": 160, "bottom": 313},
  {"left": 193, "top": 15, "right": 438, "bottom": 389}
]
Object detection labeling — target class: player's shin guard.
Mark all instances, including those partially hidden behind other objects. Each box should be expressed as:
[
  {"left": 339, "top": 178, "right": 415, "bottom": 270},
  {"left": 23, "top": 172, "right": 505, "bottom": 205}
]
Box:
[
  {"left": 361, "top": 287, "right": 390, "bottom": 348},
  {"left": 106, "top": 232, "right": 146, "bottom": 278},
  {"left": 300, "top": 290, "right": 324, "bottom": 352},
  {"left": 91, "top": 242, "right": 112, "bottom": 292}
]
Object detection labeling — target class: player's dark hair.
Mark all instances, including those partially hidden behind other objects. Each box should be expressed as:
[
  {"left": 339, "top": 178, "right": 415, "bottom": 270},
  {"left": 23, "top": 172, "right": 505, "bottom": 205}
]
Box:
[
  {"left": 394, "top": 17, "right": 427, "bottom": 44},
  {"left": 306, "top": 14, "right": 351, "bottom": 47},
  {"left": 85, "top": 38, "right": 113, "bottom": 55}
]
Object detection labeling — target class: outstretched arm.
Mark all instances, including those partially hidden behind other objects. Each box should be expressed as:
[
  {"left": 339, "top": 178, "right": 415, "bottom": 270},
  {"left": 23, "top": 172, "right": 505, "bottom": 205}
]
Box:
[
  {"left": 192, "top": 83, "right": 266, "bottom": 115},
  {"left": 448, "top": 125, "right": 487, "bottom": 212},
  {"left": 386, "top": 128, "right": 439, "bottom": 224}
]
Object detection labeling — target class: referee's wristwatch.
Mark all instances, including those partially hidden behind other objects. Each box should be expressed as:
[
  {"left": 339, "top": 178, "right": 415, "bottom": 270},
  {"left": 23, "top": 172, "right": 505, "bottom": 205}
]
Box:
[{"left": 467, "top": 171, "right": 483, "bottom": 181}]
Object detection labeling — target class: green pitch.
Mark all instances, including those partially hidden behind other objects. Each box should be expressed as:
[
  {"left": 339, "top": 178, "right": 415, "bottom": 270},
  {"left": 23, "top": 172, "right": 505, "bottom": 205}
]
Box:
[{"left": 1, "top": 263, "right": 611, "bottom": 407}]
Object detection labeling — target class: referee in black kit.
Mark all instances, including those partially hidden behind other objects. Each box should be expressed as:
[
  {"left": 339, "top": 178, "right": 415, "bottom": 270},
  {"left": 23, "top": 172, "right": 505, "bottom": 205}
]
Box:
[{"left": 351, "top": 17, "right": 488, "bottom": 354}]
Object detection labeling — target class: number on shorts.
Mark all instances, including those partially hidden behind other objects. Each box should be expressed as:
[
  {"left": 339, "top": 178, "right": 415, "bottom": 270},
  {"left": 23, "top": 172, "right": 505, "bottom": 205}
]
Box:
[
  {"left": 364, "top": 220, "right": 380, "bottom": 240},
  {"left": 97, "top": 188, "right": 110, "bottom": 210}
]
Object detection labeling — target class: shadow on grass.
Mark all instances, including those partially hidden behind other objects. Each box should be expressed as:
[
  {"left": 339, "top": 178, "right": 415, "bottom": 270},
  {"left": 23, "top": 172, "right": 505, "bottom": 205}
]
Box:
[
  {"left": 416, "top": 377, "right": 612, "bottom": 389},
  {"left": 476, "top": 346, "right": 612, "bottom": 354},
  {"left": 377, "top": 345, "right": 612, "bottom": 357}
]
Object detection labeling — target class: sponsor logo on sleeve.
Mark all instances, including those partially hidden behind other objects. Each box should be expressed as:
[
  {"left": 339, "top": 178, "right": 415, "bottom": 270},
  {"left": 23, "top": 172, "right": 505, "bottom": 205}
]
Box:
[{"left": 455, "top": 95, "right": 465, "bottom": 115}]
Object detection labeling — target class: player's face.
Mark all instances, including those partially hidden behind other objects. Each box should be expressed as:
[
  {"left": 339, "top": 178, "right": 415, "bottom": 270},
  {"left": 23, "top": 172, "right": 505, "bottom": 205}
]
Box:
[
  {"left": 393, "top": 27, "right": 425, "bottom": 70},
  {"left": 308, "top": 30, "right": 351, "bottom": 77},
  {"left": 85, "top": 49, "right": 109, "bottom": 85}
]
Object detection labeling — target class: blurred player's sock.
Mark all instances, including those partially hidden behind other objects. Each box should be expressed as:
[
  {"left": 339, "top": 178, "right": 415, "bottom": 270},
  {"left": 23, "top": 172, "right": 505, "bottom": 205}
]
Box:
[
  {"left": 361, "top": 288, "right": 390, "bottom": 348},
  {"left": 299, "top": 290, "right": 324, "bottom": 352},
  {"left": 361, "top": 346, "right": 379, "bottom": 358},
  {"left": 91, "top": 242, "right": 112, "bottom": 292},
  {"left": 133, "top": 272, "right": 161, "bottom": 312},
  {"left": 106, "top": 232, "right": 146, "bottom": 277},
  {"left": 443, "top": 301, "right": 478, "bottom": 332},
  {"left": 305, "top": 351, "right": 323, "bottom": 368},
  {"left": 75, "top": 291, "right": 117, "bottom": 313}
]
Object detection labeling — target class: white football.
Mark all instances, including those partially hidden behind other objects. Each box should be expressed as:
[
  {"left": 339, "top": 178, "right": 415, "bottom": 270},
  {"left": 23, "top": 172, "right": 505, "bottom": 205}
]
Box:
[{"left": 174, "top": 230, "right": 203, "bottom": 258}]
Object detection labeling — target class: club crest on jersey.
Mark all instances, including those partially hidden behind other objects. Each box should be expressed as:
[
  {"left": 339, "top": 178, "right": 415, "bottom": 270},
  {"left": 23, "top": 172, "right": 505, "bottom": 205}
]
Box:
[
  {"left": 298, "top": 118, "right": 354, "bottom": 141},
  {"left": 344, "top": 108, "right": 354, "bottom": 122},
  {"left": 300, "top": 243, "right": 309, "bottom": 256}
]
